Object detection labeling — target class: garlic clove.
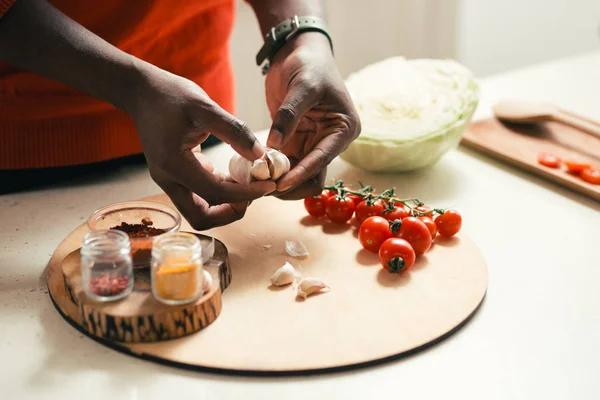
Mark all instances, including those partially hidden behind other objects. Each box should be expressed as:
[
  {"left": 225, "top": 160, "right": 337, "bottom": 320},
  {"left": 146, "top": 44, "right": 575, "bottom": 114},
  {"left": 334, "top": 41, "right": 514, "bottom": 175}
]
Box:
[
  {"left": 266, "top": 149, "right": 291, "bottom": 180},
  {"left": 250, "top": 157, "right": 271, "bottom": 180},
  {"left": 228, "top": 153, "right": 253, "bottom": 184},
  {"left": 285, "top": 238, "right": 309, "bottom": 258},
  {"left": 270, "top": 262, "right": 302, "bottom": 286},
  {"left": 297, "top": 277, "right": 329, "bottom": 299}
]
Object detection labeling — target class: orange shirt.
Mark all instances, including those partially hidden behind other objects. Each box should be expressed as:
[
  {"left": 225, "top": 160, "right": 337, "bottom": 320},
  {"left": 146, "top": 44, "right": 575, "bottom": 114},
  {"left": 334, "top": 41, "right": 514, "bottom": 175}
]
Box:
[{"left": 0, "top": 0, "right": 236, "bottom": 169}]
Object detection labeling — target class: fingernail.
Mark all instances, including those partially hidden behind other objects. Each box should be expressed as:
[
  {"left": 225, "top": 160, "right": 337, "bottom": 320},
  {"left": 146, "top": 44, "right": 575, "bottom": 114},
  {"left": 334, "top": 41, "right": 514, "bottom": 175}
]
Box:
[
  {"left": 267, "top": 131, "right": 283, "bottom": 149},
  {"left": 277, "top": 181, "right": 292, "bottom": 192},
  {"left": 264, "top": 183, "right": 277, "bottom": 195},
  {"left": 252, "top": 141, "right": 267, "bottom": 158}
]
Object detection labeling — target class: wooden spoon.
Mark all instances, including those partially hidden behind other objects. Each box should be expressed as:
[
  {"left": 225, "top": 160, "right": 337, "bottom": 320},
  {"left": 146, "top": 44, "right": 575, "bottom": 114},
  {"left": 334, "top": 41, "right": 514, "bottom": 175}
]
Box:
[{"left": 493, "top": 100, "right": 600, "bottom": 139}]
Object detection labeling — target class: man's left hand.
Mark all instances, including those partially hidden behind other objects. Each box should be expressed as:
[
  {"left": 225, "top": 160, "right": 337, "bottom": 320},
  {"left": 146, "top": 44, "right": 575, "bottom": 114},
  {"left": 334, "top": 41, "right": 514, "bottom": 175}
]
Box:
[{"left": 264, "top": 32, "right": 361, "bottom": 200}]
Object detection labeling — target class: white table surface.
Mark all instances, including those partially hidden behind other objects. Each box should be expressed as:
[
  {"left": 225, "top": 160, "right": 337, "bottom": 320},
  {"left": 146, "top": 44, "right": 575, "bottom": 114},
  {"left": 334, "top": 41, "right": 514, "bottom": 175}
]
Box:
[{"left": 1, "top": 51, "right": 599, "bottom": 400}]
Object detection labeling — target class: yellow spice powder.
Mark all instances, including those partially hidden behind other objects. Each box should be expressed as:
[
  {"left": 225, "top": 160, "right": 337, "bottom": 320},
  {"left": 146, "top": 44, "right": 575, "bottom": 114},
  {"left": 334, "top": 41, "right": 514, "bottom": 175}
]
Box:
[{"left": 154, "top": 263, "right": 199, "bottom": 301}]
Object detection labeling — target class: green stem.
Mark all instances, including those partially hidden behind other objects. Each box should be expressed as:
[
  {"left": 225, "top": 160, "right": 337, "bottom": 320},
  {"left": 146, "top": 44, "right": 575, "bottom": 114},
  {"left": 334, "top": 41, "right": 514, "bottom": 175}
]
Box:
[{"left": 324, "top": 181, "right": 446, "bottom": 216}]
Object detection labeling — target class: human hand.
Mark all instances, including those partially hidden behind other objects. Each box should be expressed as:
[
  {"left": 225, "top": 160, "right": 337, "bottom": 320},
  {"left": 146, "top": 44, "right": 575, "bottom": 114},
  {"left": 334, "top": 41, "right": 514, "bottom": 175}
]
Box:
[
  {"left": 265, "top": 32, "right": 361, "bottom": 200},
  {"left": 129, "top": 68, "right": 276, "bottom": 230}
]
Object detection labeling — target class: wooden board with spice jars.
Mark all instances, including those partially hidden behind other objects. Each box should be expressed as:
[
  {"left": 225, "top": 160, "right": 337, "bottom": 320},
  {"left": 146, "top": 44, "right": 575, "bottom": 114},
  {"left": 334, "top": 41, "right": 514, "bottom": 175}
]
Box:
[
  {"left": 48, "top": 194, "right": 487, "bottom": 375},
  {"left": 49, "top": 200, "right": 232, "bottom": 343},
  {"left": 59, "top": 234, "right": 230, "bottom": 343}
]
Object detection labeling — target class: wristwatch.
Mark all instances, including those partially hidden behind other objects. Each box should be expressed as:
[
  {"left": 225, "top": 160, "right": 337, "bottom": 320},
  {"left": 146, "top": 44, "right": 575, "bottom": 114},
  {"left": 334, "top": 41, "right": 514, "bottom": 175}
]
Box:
[{"left": 255, "top": 15, "right": 334, "bottom": 75}]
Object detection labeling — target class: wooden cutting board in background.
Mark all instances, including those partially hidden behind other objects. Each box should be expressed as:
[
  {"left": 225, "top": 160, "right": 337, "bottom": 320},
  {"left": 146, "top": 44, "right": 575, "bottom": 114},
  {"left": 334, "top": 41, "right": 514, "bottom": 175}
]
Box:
[{"left": 461, "top": 118, "right": 600, "bottom": 201}]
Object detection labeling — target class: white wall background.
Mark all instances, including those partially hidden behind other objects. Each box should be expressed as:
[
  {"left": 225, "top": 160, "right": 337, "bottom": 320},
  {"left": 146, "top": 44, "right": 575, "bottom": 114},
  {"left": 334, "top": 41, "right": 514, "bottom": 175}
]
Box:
[
  {"left": 230, "top": 0, "right": 600, "bottom": 131},
  {"left": 457, "top": 0, "right": 600, "bottom": 76}
]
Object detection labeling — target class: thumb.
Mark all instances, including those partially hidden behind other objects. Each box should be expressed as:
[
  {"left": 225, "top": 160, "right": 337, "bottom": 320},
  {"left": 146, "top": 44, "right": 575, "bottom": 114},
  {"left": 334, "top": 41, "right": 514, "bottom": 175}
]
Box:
[{"left": 267, "top": 84, "right": 318, "bottom": 150}]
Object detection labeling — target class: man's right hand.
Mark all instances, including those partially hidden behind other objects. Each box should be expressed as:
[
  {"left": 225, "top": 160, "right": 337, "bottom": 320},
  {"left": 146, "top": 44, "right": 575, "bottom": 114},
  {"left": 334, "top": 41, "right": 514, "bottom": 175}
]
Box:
[{"left": 128, "top": 67, "right": 276, "bottom": 230}]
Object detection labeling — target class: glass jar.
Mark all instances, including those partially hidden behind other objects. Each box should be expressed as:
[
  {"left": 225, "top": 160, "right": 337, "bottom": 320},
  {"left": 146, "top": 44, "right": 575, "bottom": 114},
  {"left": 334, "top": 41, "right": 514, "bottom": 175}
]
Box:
[
  {"left": 80, "top": 229, "right": 134, "bottom": 302},
  {"left": 151, "top": 232, "right": 204, "bottom": 305}
]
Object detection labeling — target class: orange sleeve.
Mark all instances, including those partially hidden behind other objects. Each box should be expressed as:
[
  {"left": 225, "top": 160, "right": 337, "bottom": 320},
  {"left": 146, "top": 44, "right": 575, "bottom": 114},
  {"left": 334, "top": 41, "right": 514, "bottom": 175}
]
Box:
[{"left": 0, "top": 0, "right": 16, "bottom": 19}]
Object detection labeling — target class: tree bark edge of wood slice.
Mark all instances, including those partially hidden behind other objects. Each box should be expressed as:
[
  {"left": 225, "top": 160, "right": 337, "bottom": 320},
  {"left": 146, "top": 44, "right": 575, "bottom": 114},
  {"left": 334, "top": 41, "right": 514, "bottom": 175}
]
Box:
[{"left": 60, "top": 232, "right": 231, "bottom": 343}]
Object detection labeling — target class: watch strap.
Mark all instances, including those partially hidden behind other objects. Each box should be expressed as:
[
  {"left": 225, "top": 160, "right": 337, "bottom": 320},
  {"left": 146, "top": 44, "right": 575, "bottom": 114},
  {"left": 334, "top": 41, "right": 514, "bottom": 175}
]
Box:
[{"left": 255, "top": 15, "right": 333, "bottom": 74}]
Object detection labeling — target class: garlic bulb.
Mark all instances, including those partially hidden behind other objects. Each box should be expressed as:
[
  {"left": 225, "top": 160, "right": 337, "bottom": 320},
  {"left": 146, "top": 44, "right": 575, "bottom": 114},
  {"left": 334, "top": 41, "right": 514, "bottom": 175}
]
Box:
[
  {"left": 265, "top": 149, "right": 291, "bottom": 180},
  {"left": 270, "top": 262, "right": 302, "bottom": 286},
  {"left": 296, "top": 277, "right": 329, "bottom": 299},
  {"left": 228, "top": 154, "right": 253, "bottom": 184},
  {"left": 229, "top": 148, "right": 290, "bottom": 183}
]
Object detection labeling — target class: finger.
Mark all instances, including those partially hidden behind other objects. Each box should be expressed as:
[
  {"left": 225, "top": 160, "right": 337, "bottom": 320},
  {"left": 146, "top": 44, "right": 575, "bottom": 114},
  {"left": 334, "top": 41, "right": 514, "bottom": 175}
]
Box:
[
  {"left": 206, "top": 104, "right": 265, "bottom": 161},
  {"left": 161, "top": 181, "right": 250, "bottom": 230},
  {"left": 276, "top": 133, "right": 343, "bottom": 192},
  {"left": 267, "top": 83, "right": 319, "bottom": 150},
  {"left": 205, "top": 180, "right": 275, "bottom": 205},
  {"left": 191, "top": 147, "right": 214, "bottom": 172},
  {"left": 168, "top": 151, "right": 275, "bottom": 205},
  {"left": 195, "top": 202, "right": 249, "bottom": 230},
  {"left": 274, "top": 168, "right": 326, "bottom": 200}
]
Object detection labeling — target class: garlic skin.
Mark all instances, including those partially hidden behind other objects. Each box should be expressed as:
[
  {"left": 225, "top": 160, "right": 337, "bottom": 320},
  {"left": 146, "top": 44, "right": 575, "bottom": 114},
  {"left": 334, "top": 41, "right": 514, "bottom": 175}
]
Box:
[
  {"left": 285, "top": 238, "right": 310, "bottom": 258},
  {"left": 297, "top": 277, "right": 329, "bottom": 299},
  {"left": 228, "top": 153, "right": 253, "bottom": 184},
  {"left": 228, "top": 148, "right": 290, "bottom": 183},
  {"left": 266, "top": 149, "right": 291, "bottom": 180},
  {"left": 250, "top": 158, "right": 271, "bottom": 180},
  {"left": 270, "top": 262, "right": 302, "bottom": 286}
]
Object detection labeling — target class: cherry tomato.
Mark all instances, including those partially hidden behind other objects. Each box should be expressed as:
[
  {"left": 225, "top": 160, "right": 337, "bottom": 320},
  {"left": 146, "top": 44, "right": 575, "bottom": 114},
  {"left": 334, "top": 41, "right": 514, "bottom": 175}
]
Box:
[
  {"left": 413, "top": 205, "right": 434, "bottom": 218},
  {"left": 382, "top": 203, "right": 410, "bottom": 222},
  {"left": 325, "top": 195, "right": 356, "bottom": 224},
  {"left": 581, "top": 167, "right": 600, "bottom": 185},
  {"left": 345, "top": 189, "right": 364, "bottom": 207},
  {"left": 537, "top": 152, "right": 561, "bottom": 168},
  {"left": 321, "top": 189, "right": 337, "bottom": 200},
  {"left": 435, "top": 210, "right": 462, "bottom": 238},
  {"left": 565, "top": 160, "right": 591, "bottom": 175},
  {"left": 396, "top": 217, "right": 432, "bottom": 255},
  {"left": 378, "top": 238, "right": 416, "bottom": 274},
  {"left": 419, "top": 216, "right": 437, "bottom": 238},
  {"left": 304, "top": 196, "right": 326, "bottom": 217},
  {"left": 355, "top": 199, "right": 386, "bottom": 225},
  {"left": 358, "top": 216, "right": 392, "bottom": 253}
]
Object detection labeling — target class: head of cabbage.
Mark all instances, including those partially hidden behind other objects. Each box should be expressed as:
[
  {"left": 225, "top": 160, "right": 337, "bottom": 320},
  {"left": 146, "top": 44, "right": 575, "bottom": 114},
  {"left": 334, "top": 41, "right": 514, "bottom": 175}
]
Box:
[{"left": 341, "top": 57, "right": 479, "bottom": 172}]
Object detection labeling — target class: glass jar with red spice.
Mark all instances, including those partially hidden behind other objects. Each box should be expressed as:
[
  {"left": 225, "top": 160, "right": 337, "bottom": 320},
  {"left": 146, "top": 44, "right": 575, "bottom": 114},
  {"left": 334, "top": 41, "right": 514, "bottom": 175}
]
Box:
[{"left": 80, "top": 229, "right": 134, "bottom": 302}]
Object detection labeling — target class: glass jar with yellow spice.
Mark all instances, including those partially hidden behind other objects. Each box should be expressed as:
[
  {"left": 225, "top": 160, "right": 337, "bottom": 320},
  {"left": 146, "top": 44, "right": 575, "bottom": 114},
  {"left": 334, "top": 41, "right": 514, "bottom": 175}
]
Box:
[{"left": 151, "top": 232, "right": 204, "bottom": 305}]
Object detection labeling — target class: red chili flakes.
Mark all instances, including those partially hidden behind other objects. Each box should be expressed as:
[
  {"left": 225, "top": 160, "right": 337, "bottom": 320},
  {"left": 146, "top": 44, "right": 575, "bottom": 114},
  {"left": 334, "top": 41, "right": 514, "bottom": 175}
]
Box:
[{"left": 110, "top": 222, "right": 167, "bottom": 238}]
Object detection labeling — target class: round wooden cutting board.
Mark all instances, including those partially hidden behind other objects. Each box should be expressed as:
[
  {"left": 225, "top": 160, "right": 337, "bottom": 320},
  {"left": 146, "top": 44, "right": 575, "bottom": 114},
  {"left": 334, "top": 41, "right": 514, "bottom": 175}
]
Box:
[{"left": 48, "top": 194, "right": 487, "bottom": 375}]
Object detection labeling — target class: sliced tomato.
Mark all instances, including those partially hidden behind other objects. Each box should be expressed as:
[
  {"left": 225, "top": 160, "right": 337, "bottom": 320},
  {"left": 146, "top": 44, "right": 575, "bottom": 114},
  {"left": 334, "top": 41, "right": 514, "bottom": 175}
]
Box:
[
  {"left": 565, "top": 160, "right": 591, "bottom": 175},
  {"left": 581, "top": 168, "right": 600, "bottom": 185},
  {"left": 537, "top": 152, "right": 561, "bottom": 168}
]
